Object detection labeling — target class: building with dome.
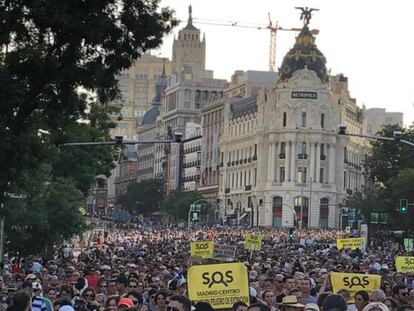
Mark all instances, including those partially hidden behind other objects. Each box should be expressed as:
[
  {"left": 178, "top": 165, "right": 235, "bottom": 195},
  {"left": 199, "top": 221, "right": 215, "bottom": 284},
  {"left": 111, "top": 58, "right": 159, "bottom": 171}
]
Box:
[
  {"left": 218, "top": 17, "right": 370, "bottom": 228},
  {"left": 136, "top": 62, "right": 168, "bottom": 181}
]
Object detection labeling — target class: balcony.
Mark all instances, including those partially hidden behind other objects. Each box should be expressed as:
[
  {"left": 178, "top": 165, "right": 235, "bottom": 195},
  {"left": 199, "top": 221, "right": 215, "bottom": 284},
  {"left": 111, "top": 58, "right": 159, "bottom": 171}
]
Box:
[
  {"left": 245, "top": 185, "right": 252, "bottom": 191},
  {"left": 297, "top": 154, "right": 308, "bottom": 160},
  {"left": 320, "top": 154, "right": 326, "bottom": 161},
  {"left": 253, "top": 155, "right": 257, "bottom": 161},
  {"left": 279, "top": 153, "right": 286, "bottom": 159}
]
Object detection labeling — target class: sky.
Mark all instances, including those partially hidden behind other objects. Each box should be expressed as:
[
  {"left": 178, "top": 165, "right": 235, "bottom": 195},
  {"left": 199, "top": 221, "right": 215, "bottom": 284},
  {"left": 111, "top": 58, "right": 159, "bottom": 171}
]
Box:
[{"left": 157, "top": 0, "right": 414, "bottom": 127}]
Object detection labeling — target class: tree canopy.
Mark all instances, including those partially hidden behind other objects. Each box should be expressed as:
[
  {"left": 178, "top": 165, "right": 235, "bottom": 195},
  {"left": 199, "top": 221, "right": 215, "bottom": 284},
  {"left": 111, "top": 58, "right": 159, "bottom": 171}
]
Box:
[
  {"left": 351, "top": 125, "right": 414, "bottom": 230},
  {"left": 0, "top": 0, "right": 177, "bottom": 254},
  {"left": 117, "top": 179, "right": 164, "bottom": 215},
  {"left": 163, "top": 190, "right": 209, "bottom": 222},
  {"left": 0, "top": 0, "right": 177, "bottom": 202}
]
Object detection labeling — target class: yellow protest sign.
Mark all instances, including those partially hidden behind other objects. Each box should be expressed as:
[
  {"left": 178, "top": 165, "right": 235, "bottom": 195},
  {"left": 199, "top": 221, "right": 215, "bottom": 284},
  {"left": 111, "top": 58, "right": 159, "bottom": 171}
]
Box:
[
  {"left": 336, "top": 237, "right": 364, "bottom": 250},
  {"left": 330, "top": 272, "right": 381, "bottom": 303},
  {"left": 396, "top": 256, "right": 414, "bottom": 272},
  {"left": 190, "top": 241, "right": 214, "bottom": 259},
  {"left": 244, "top": 234, "right": 263, "bottom": 251},
  {"left": 188, "top": 262, "right": 250, "bottom": 309}
]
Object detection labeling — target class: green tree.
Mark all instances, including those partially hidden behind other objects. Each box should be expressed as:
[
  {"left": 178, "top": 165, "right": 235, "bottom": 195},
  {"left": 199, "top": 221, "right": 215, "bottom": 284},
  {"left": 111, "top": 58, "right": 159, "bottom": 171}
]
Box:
[
  {"left": 365, "top": 125, "right": 414, "bottom": 185},
  {"left": 163, "top": 190, "right": 206, "bottom": 222},
  {"left": 117, "top": 179, "right": 164, "bottom": 215},
  {"left": 3, "top": 164, "right": 85, "bottom": 256},
  {"left": 51, "top": 100, "right": 121, "bottom": 195},
  {"left": 0, "top": 0, "right": 177, "bottom": 204},
  {"left": 352, "top": 122, "right": 414, "bottom": 230}
]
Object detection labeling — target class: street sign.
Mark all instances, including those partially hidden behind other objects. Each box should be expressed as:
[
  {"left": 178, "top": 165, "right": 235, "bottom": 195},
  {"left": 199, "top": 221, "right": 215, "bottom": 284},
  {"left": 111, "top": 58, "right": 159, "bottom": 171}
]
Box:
[
  {"left": 188, "top": 263, "right": 250, "bottom": 309},
  {"left": 369, "top": 213, "right": 379, "bottom": 224}
]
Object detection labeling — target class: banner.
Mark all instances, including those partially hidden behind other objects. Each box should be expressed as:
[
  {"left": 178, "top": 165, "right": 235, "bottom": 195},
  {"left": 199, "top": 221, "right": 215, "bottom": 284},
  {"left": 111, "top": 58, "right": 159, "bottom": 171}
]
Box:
[
  {"left": 188, "top": 263, "right": 250, "bottom": 309},
  {"left": 336, "top": 237, "right": 364, "bottom": 250},
  {"left": 244, "top": 234, "right": 263, "bottom": 251},
  {"left": 330, "top": 272, "right": 381, "bottom": 303},
  {"left": 190, "top": 241, "right": 214, "bottom": 259},
  {"left": 213, "top": 244, "right": 236, "bottom": 262},
  {"left": 396, "top": 256, "right": 414, "bottom": 272}
]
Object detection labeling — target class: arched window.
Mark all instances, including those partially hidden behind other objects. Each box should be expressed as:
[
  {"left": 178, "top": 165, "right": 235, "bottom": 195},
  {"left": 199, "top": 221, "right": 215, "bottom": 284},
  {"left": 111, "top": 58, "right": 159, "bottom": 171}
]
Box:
[
  {"left": 319, "top": 198, "right": 329, "bottom": 228},
  {"left": 272, "top": 197, "right": 283, "bottom": 228},
  {"left": 294, "top": 196, "right": 309, "bottom": 229}
]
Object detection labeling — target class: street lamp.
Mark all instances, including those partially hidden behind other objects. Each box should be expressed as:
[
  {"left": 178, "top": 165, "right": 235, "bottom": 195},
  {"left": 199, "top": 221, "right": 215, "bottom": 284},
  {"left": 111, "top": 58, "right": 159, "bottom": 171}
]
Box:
[
  {"left": 281, "top": 203, "right": 298, "bottom": 228},
  {"left": 338, "top": 125, "right": 414, "bottom": 148}
]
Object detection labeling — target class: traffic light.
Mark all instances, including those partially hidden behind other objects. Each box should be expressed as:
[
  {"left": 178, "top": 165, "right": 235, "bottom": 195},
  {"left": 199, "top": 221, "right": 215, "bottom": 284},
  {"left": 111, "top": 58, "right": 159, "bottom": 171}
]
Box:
[
  {"left": 115, "top": 136, "right": 123, "bottom": 145},
  {"left": 288, "top": 228, "right": 295, "bottom": 239},
  {"left": 400, "top": 199, "right": 408, "bottom": 213}
]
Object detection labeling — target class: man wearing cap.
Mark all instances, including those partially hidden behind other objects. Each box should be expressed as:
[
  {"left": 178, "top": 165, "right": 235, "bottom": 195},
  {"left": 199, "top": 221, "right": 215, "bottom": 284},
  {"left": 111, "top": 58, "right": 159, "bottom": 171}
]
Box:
[
  {"left": 305, "top": 303, "right": 320, "bottom": 311},
  {"left": 31, "top": 282, "right": 52, "bottom": 311},
  {"left": 176, "top": 279, "right": 187, "bottom": 296},
  {"left": 118, "top": 297, "right": 134, "bottom": 311}
]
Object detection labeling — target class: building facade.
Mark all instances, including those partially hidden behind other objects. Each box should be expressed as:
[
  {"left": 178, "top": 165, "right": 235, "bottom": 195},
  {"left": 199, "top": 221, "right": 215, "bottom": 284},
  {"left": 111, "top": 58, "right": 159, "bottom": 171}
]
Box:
[
  {"left": 198, "top": 71, "right": 278, "bottom": 201},
  {"left": 136, "top": 64, "right": 168, "bottom": 181},
  {"left": 182, "top": 123, "right": 202, "bottom": 191},
  {"left": 218, "top": 25, "right": 369, "bottom": 228},
  {"left": 110, "top": 54, "right": 173, "bottom": 140},
  {"left": 363, "top": 108, "right": 404, "bottom": 135}
]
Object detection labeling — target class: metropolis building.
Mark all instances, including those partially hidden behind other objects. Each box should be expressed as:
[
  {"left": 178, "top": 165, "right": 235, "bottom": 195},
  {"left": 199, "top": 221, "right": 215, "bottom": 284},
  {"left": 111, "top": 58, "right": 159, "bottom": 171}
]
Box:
[{"left": 218, "top": 24, "right": 369, "bottom": 228}]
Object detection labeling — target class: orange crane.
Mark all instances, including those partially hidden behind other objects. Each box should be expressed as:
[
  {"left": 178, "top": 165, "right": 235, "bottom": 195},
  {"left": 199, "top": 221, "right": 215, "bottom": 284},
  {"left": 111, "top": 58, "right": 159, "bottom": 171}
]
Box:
[{"left": 193, "top": 15, "right": 319, "bottom": 72}]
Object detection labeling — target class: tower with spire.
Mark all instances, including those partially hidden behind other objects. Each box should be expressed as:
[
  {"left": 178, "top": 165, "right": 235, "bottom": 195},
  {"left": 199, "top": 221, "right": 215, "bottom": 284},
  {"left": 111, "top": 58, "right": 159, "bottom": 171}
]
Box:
[{"left": 172, "top": 5, "right": 206, "bottom": 74}]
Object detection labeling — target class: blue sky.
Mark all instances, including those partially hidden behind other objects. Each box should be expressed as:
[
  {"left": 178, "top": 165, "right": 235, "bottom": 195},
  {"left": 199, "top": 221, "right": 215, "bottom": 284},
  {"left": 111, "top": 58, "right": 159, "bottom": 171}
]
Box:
[{"left": 158, "top": 0, "right": 414, "bottom": 127}]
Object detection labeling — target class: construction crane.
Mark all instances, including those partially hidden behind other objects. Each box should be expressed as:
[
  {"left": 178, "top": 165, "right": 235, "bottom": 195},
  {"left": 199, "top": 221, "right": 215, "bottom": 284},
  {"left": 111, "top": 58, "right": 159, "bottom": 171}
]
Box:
[{"left": 192, "top": 15, "right": 319, "bottom": 72}]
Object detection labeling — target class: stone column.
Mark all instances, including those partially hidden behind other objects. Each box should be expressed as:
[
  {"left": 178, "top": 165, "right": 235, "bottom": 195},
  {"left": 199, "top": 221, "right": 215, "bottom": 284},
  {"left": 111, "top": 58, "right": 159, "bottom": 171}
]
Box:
[
  {"left": 309, "top": 141, "right": 315, "bottom": 182},
  {"left": 270, "top": 143, "right": 275, "bottom": 182},
  {"left": 267, "top": 142, "right": 273, "bottom": 182},
  {"left": 329, "top": 145, "right": 336, "bottom": 183},
  {"left": 315, "top": 143, "right": 321, "bottom": 183},
  {"left": 274, "top": 142, "right": 279, "bottom": 182},
  {"left": 290, "top": 140, "right": 296, "bottom": 182},
  {"left": 286, "top": 141, "right": 291, "bottom": 181}
]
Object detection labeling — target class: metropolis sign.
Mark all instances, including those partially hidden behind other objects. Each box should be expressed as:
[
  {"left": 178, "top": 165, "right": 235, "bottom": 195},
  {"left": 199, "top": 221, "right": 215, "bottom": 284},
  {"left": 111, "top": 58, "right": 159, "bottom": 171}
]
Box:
[{"left": 291, "top": 91, "right": 318, "bottom": 99}]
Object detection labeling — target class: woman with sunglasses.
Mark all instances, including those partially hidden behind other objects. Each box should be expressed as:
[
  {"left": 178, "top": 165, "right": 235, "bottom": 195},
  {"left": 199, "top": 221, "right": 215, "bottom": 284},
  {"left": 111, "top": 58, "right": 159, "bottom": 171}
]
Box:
[
  {"left": 81, "top": 288, "right": 96, "bottom": 304},
  {"left": 81, "top": 287, "right": 102, "bottom": 311},
  {"left": 128, "top": 279, "right": 139, "bottom": 291}
]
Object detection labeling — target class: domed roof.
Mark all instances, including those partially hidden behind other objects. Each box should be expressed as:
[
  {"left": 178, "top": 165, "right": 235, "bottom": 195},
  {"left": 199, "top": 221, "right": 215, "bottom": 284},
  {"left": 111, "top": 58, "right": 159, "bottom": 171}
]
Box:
[
  {"left": 279, "top": 26, "right": 328, "bottom": 83},
  {"left": 142, "top": 106, "right": 160, "bottom": 125}
]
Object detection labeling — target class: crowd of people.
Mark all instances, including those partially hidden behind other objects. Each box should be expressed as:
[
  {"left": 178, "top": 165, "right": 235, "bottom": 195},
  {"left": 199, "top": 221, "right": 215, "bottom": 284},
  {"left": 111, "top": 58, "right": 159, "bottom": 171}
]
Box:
[{"left": 1, "top": 227, "right": 414, "bottom": 311}]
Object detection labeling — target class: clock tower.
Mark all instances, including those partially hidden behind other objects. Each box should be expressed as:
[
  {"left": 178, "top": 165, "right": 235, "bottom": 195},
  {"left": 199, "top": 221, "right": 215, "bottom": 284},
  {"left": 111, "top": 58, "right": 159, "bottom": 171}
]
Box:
[{"left": 172, "top": 5, "right": 206, "bottom": 74}]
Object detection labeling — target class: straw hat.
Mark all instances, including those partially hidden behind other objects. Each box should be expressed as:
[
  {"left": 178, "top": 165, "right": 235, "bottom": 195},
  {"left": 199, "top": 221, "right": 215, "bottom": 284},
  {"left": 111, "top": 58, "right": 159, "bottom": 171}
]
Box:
[{"left": 278, "top": 296, "right": 305, "bottom": 308}]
